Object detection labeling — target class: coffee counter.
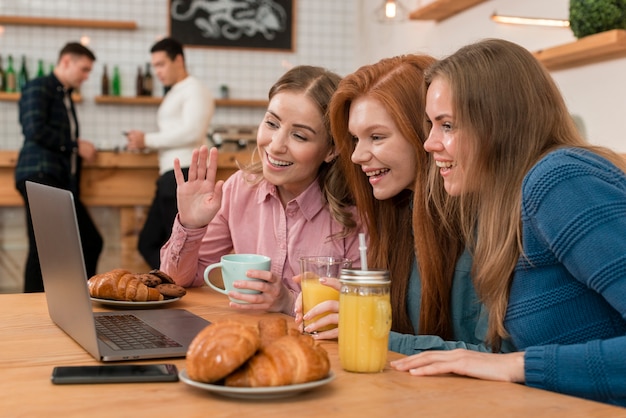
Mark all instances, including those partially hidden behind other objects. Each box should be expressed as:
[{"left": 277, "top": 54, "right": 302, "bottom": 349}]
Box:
[{"left": 0, "top": 146, "right": 254, "bottom": 272}]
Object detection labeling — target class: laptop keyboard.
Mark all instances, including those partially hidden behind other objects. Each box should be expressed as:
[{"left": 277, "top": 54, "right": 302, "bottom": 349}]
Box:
[{"left": 95, "top": 314, "right": 182, "bottom": 351}]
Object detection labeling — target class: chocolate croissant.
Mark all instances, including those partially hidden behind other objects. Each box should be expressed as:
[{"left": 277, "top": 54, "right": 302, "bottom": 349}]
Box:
[{"left": 88, "top": 268, "right": 164, "bottom": 302}]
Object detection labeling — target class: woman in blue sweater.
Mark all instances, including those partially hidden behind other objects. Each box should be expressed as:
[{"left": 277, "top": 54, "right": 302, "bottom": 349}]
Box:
[{"left": 391, "top": 38, "right": 626, "bottom": 407}]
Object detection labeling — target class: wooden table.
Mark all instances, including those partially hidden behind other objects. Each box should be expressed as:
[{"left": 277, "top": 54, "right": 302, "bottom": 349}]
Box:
[{"left": 1, "top": 288, "right": 622, "bottom": 417}]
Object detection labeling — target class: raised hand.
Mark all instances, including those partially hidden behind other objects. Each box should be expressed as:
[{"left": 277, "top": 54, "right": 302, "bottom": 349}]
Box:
[{"left": 174, "top": 145, "right": 224, "bottom": 229}]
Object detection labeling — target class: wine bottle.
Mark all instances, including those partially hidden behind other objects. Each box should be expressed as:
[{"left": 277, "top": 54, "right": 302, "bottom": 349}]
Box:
[
  {"left": 18, "top": 55, "right": 29, "bottom": 92},
  {"left": 142, "top": 63, "right": 153, "bottom": 96},
  {"left": 36, "top": 59, "right": 45, "bottom": 78},
  {"left": 112, "top": 65, "right": 121, "bottom": 96},
  {"left": 101, "top": 64, "right": 109, "bottom": 96},
  {"left": 6, "top": 55, "right": 17, "bottom": 93},
  {"left": 0, "top": 55, "right": 6, "bottom": 92},
  {"left": 135, "top": 65, "right": 143, "bottom": 96}
]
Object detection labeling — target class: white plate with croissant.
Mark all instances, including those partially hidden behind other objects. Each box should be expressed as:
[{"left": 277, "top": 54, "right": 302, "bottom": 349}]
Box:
[
  {"left": 179, "top": 369, "right": 335, "bottom": 400},
  {"left": 181, "top": 318, "right": 336, "bottom": 399}
]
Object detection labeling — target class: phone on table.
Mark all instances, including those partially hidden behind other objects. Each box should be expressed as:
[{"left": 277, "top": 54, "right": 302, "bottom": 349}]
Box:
[{"left": 51, "top": 364, "right": 179, "bottom": 384}]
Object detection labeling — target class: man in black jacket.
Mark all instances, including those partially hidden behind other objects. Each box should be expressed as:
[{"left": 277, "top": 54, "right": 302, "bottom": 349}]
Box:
[{"left": 15, "top": 42, "right": 103, "bottom": 292}]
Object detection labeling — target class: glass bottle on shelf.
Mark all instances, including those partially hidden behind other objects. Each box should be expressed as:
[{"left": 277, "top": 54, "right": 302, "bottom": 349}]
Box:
[
  {"left": 112, "top": 65, "right": 121, "bottom": 96},
  {"left": 36, "top": 59, "right": 45, "bottom": 78},
  {"left": 135, "top": 65, "right": 143, "bottom": 97},
  {"left": 0, "top": 55, "right": 6, "bottom": 92},
  {"left": 101, "top": 64, "right": 109, "bottom": 96},
  {"left": 18, "top": 55, "right": 29, "bottom": 92},
  {"left": 49, "top": 64, "right": 54, "bottom": 75},
  {"left": 142, "top": 63, "right": 153, "bottom": 96},
  {"left": 6, "top": 55, "right": 17, "bottom": 93}
]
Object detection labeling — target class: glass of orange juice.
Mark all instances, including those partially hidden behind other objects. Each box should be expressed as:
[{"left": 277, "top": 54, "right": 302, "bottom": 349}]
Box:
[{"left": 300, "top": 256, "right": 352, "bottom": 332}]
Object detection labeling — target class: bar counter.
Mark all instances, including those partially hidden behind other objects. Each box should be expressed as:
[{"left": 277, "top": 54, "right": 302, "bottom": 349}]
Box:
[
  {"left": 1, "top": 287, "right": 623, "bottom": 417},
  {"left": 0, "top": 147, "right": 253, "bottom": 272}
]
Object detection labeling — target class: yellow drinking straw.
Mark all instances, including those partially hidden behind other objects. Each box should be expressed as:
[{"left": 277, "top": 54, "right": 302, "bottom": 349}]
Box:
[{"left": 358, "top": 233, "right": 368, "bottom": 270}]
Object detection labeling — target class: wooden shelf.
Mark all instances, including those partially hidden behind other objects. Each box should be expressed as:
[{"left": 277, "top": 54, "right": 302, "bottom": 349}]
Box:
[
  {"left": 0, "top": 15, "right": 137, "bottom": 30},
  {"left": 0, "top": 92, "right": 21, "bottom": 102},
  {"left": 533, "top": 29, "right": 626, "bottom": 71},
  {"left": 94, "top": 95, "right": 268, "bottom": 108},
  {"left": 94, "top": 95, "right": 161, "bottom": 105},
  {"left": 0, "top": 91, "right": 82, "bottom": 103},
  {"left": 409, "top": 0, "right": 489, "bottom": 21}
]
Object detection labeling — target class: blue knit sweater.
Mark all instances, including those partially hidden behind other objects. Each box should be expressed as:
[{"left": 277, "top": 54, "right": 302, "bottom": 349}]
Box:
[{"left": 506, "top": 148, "right": 626, "bottom": 407}]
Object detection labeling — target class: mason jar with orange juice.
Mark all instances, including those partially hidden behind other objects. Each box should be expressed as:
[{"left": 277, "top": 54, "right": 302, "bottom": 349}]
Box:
[
  {"left": 338, "top": 269, "right": 391, "bottom": 373},
  {"left": 300, "top": 256, "right": 352, "bottom": 332}
]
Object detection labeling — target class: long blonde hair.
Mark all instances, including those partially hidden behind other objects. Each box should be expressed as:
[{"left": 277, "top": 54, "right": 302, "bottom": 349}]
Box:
[
  {"left": 330, "top": 55, "right": 465, "bottom": 336},
  {"left": 425, "top": 38, "right": 626, "bottom": 350},
  {"left": 243, "top": 65, "right": 357, "bottom": 236}
]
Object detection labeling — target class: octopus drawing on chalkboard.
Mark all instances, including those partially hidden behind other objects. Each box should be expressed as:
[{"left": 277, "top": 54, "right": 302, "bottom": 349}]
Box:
[{"left": 170, "top": 0, "right": 294, "bottom": 50}]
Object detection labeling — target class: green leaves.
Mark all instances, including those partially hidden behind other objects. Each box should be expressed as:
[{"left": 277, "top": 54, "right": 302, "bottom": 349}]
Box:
[{"left": 569, "top": 0, "right": 626, "bottom": 38}]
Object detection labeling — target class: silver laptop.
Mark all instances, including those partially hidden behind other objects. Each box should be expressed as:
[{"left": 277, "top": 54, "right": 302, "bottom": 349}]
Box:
[{"left": 26, "top": 181, "right": 210, "bottom": 362}]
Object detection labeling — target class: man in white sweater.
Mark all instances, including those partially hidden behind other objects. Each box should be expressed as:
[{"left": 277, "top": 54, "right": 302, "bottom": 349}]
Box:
[{"left": 126, "top": 37, "right": 214, "bottom": 269}]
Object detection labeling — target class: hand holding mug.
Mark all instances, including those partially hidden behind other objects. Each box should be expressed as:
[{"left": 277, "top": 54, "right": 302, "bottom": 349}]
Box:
[{"left": 204, "top": 254, "right": 293, "bottom": 313}]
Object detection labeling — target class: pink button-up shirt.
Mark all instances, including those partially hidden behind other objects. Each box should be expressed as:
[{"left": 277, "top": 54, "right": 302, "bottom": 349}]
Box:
[{"left": 160, "top": 170, "right": 362, "bottom": 295}]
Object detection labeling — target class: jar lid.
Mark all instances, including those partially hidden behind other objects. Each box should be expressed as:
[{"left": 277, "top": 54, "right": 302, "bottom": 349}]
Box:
[{"left": 339, "top": 268, "right": 390, "bottom": 285}]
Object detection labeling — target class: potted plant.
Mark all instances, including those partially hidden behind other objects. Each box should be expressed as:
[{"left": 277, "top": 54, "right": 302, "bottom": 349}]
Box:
[{"left": 569, "top": 0, "right": 626, "bottom": 38}]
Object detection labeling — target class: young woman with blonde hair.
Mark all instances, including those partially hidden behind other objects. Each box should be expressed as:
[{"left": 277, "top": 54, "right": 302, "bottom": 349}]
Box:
[{"left": 391, "top": 38, "right": 626, "bottom": 407}]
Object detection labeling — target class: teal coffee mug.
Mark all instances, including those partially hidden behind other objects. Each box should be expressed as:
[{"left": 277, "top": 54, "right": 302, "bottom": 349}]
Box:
[{"left": 203, "top": 254, "right": 271, "bottom": 303}]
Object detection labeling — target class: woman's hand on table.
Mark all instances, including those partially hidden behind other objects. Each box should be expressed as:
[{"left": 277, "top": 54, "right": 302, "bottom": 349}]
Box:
[
  {"left": 175, "top": 145, "right": 224, "bottom": 229},
  {"left": 293, "top": 275, "right": 340, "bottom": 340},
  {"left": 390, "top": 349, "right": 526, "bottom": 383},
  {"left": 227, "top": 269, "right": 295, "bottom": 314}
]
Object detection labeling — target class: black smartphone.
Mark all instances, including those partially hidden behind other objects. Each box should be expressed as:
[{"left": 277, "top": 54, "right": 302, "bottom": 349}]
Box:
[{"left": 51, "top": 364, "right": 179, "bottom": 384}]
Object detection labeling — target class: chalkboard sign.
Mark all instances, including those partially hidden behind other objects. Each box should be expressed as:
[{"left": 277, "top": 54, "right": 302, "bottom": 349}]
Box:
[{"left": 169, "top": 0, "right": 295, "bottom": 51}]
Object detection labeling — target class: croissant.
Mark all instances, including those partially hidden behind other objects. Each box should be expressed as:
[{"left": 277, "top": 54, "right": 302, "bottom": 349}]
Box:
[
  {"left": 258, "top": 317, "right": 299, "bottom": 349},
  {"left": 88, "top": 268, "right": 163, "bottom": 301},
  {"left": 224, "top": 333, "right": 330, "bottom": 387},
  {"left": 186, "top": 320, "right": 260, "bottom": 383}
]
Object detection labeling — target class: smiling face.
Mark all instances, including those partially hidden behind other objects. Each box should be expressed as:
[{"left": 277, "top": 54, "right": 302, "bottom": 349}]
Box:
[
  {"left": 256, "top": 91, "right": 335, "bottom": 204},
  {"left": 348, "top": 96, "right": 417, "bottom": 201},
  {"left": 424, "top": 77, "right": 466, "bottom": 197}
]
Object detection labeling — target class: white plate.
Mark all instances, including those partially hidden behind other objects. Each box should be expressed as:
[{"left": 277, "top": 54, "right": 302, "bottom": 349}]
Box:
[
  {"left": 178, "top": 369, "right": 335, "bottom": 400},
  {"left": 90, "top": 297, "right": 181, "bottom": 309}
]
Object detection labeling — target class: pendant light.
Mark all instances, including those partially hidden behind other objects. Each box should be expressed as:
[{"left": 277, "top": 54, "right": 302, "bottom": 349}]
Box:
[{"left": 375, "top": 0, "right": 408, "bottom": 23}]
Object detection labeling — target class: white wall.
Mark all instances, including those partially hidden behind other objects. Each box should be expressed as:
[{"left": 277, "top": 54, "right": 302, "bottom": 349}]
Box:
[
  {"left": 2, "top": 0, "right": 625, "bottom": 152},
  {"left": 359, "top": 0, "right": 626, "bottom": 152},
  {"left": 0, "top": 0, "right": 358, "bottom": 150}
]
